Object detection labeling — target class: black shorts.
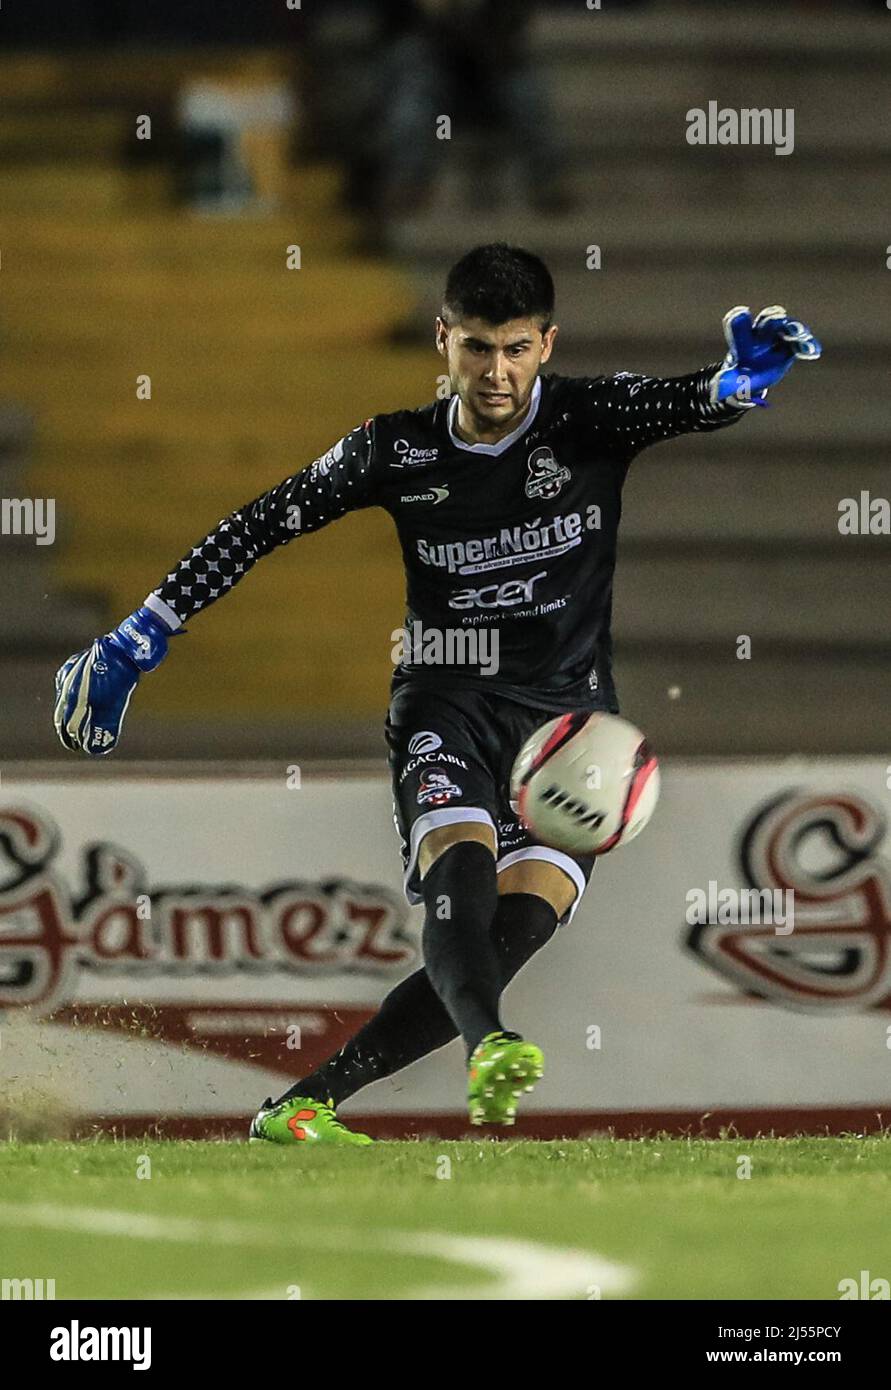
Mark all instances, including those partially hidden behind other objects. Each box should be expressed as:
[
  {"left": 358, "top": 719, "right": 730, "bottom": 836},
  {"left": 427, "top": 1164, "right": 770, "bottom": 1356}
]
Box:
[{"left": 385, "top": 680, "right": 597, "bottom": 926}]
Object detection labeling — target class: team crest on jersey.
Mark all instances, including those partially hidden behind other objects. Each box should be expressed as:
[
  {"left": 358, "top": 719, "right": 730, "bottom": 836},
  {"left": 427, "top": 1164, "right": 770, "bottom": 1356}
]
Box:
[
  {"left": 525, "top": 446, "right": 570, "bottom": 501},
  {"left": 416, "top": 767, "right": 463, "bottom": 806}
]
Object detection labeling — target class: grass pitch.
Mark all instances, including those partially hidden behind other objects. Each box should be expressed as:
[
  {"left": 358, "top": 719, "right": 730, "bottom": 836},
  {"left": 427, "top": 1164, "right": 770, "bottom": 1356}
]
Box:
[{"left": 1, "top": 1136, "right": 889, "bottom": 1300}]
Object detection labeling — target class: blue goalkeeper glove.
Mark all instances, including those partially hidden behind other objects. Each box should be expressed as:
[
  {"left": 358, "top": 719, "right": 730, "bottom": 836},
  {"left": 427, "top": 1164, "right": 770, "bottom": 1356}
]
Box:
[
  {"left": 53, "top": 605, "right": 176, "bottom": 756},
  {"left": 711, "top": 304, "right": 821, "bottom": 408}
]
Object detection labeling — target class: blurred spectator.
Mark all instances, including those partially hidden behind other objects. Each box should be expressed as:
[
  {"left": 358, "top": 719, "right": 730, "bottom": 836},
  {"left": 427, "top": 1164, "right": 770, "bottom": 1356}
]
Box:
[
  {"left": 370, "top": 0, "right": 574, "bottom": 216},
  {"left": 175, "top": 68, "right": 296, "bottom": 214}
]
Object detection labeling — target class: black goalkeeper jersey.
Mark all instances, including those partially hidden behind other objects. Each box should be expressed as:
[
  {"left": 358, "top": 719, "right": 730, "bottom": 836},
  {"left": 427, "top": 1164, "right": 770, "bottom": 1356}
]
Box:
[{"left": 146, "top": 368, "right": 743, "bottom": 713}]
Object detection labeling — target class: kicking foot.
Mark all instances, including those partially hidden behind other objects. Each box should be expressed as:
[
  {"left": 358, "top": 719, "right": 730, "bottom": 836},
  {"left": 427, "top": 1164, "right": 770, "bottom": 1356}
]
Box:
[
  {"left": 467, "top": 1031, "right": 544, "bottom": 1126},
  {"left": 249, "top": 1095, "right": 373, "bottom": 1146}
]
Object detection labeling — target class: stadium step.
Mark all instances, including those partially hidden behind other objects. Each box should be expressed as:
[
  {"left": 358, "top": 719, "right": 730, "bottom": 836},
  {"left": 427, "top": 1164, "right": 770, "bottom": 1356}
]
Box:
[
  {"left": 0, "top": 402, "right": 34, "bottom": 455},
  {"left": 398, "top": 266, "right": 882, "bottom": 348},
  {"left": 0, "top": 262, "right": 403, "bottom": 320},
  {"left": 0, "top": 110, "right": 127, "bottom": 162},
  {"left": 0, "top": 48, "right": 293, "bottom": 110},
  {"left": 0, "top": 165, "right": 172, "bottom": 213},
  {"left": 0, "top": 185, "right": 348, "bottom": 266},
  {"left": 530, "top": 5, "right": 891, "bottom": 58},
  {"left": 622, "top": 453, "right": 891, "bottom": 545},
  {"left": 614, "top": 643, "right": 891, "bottom": 756},
  {"left": 0, "top": 567, "right": 104, "bottom": 649},
  {"left": 0, "top": 355, "right": 432, "bottom": 421},
  {"left": 388, "top": 154, "right": 891, "bottom": 263},
  {"left": 613, "top": 548, "right": 890, "bottom": 647}
]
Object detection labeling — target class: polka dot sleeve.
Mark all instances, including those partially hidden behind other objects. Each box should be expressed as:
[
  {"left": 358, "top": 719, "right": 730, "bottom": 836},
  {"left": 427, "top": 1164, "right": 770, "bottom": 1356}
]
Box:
[
  {"left": 144, "top": 421, "right": 377, "bottom": 630},
  {"left": 578, "top": 365, "right": 745, "bottom": 463}
]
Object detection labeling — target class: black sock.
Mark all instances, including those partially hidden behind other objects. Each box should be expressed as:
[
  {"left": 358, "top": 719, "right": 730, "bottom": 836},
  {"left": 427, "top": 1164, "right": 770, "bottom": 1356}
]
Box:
[
  {"left": 419, "top": 839, "right": 502, "bottom": 1056},
  {"left": 490, "top": 892, "right": 559, "bottom": 982},
  {"left": 274, "top": 892, "right": 558, "bottom": 1108}
]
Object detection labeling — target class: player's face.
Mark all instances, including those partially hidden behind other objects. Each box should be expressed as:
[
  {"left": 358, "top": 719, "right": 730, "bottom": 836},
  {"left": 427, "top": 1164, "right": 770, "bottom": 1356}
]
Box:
[{"left": 435, "top": 315, "right": 558, "bottom": 440}]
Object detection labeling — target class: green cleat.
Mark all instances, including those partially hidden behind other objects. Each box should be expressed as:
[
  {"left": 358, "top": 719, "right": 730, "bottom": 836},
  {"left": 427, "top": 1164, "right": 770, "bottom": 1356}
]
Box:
[
  {"left": 467, "top": 1031, "right": 544, "bottom": 1126},
  {"left": 248, "top": 1095, "right": 374, "bottom": 1146}
]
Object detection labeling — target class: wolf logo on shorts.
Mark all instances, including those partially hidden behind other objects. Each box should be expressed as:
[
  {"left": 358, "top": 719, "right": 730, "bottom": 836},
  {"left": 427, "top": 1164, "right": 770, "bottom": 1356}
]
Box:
[{"left": 417, "top": 767, "right": 463, "bottom": 807}]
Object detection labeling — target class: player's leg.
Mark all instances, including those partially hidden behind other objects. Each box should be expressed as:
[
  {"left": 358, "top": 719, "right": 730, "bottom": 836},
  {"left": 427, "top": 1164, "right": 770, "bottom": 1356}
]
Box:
[
  {"left": 381, "top": 686, "right": 513, "bottom": 1059},
  {"left": 250, "top": 820, "right": 511, "bottom": 1144},
  {"left": 274, "top": 821, "right": 504, "bottom": 1115},
  {"left": 460, "top": 697, "right": 599, "bottom": 1124},
  {"left": 493, "top": 857, "right": 576, "bottom": 966},
  {"left": 416, "top": 818, "right": 505, "bottom": 1055},
  {"left": 465, "top": 852, "right": 590, "bottom": 1125},
  {"left": 250, "top": 852, "right": 585, "bottom": 1139},
  {"left": 251, "top": 687, "right": 508, "bottom": 1143},
  {"left": 264, "top": 857, "right": 565, "bottom": 1123},
  {"left": 250, "top": 692, "right": 591, "bottom": 1141}
]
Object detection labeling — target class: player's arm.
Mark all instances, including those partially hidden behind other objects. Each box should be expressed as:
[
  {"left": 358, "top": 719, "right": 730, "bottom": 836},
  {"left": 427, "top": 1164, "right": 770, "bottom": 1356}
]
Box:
[
  {"left": 584, "top": 304, "right": 821, "bottom": 459},
  {"left": 53, "top": 421, "right": 377, "bottom": 756}
]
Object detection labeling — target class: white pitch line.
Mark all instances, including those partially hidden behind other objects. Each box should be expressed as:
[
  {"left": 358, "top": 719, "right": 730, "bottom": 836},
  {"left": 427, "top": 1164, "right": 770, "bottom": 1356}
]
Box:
[
  {"left": 386, "top": 1232, "right": 636, "bottom": 1300},
  {"left": 0, "top": 1203, "right": 283, "bottom": 1247},
  {"left": 0, "top": 1203, "right": 637, "bottom": 1300}
]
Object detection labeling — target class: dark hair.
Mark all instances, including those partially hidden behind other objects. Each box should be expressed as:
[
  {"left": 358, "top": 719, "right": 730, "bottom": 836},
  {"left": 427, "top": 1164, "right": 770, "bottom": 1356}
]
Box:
[{"left": 441, "top": 243, "right": 555, "bottom": 332}]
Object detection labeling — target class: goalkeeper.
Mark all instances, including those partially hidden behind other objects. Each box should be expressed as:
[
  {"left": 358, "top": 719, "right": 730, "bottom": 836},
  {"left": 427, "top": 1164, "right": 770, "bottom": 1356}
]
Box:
[{"left": 54, "top": 244, "right": 820, "bottom": 1141}]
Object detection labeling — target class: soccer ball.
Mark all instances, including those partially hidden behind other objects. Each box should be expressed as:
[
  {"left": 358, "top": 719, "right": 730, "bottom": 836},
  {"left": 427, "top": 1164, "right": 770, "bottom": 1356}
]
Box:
[{"left": 510, "top": 711, "right": 660, "bottom": 856}]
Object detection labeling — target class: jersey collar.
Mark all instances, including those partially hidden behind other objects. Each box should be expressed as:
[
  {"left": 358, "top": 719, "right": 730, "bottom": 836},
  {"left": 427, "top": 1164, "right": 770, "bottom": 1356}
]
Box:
[{"left": 447, "top": 376, "right": 542, "bottom": 456}]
